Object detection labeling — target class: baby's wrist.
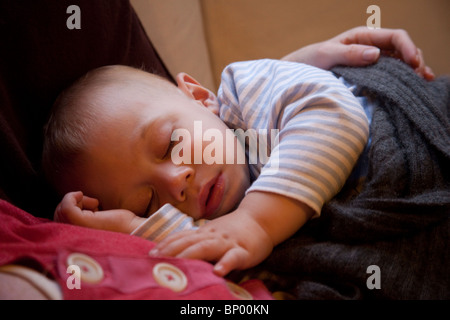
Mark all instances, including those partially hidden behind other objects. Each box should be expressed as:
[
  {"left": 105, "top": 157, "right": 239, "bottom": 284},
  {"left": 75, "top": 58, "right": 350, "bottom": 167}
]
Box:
[
  {"left": 237, "top": 191, "right": 314, "bottom": 246},
  {"left": 127, "top": 216, "right": 147, "bottom": 234}
]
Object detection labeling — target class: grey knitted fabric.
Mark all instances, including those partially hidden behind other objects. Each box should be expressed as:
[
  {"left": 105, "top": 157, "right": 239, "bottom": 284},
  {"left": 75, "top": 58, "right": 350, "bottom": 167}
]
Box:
[{"left": 260, "top": 57, "right": 450, "bottom": 300}]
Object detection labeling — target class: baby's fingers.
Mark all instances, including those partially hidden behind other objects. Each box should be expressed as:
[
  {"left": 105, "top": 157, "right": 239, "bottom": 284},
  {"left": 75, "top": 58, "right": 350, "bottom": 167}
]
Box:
[
  {"left": 151, "top": 232, "right": 227, "bottom": 262},
  {"left": 213, "top": 247, "right": 249, "bottom": 277},
  {"left": 175, "top": 237, "right": 231, "bottom": 262},
  {"left": 150, "top": 230, "right": 199, "bottom": 257},
  {"left": 55, "top": 191, "right": 83, "bottom": 222},
  {"left": 80, "top": 194, "right": 100, "bottom": 211}
]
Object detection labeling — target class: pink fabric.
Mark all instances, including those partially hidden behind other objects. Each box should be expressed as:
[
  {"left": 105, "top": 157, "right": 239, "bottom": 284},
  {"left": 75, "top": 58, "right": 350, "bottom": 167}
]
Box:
[{"left": 0, "top": 200, "right": 273, "bottom": 300}]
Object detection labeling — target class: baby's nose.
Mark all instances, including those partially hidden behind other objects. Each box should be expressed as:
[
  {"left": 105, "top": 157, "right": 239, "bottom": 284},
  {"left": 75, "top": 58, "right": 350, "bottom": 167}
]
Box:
[{"left": 165, "top": 165, "right": 194, "bottom": 202}]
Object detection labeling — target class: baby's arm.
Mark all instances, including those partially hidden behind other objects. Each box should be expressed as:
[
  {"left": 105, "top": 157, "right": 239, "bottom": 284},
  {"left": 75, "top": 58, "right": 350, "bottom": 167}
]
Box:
[
  {"left": 54, "top": 191, "right": 145, "bottom": 234},
  {"left": 151, "top": 191, "right": 313, "bottom": 277}
]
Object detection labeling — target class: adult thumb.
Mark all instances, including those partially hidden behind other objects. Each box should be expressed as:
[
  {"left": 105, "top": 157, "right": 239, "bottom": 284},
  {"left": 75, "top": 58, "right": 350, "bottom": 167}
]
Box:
[{"left": 333, "top": 44, "right": 381, "bottom": 67}]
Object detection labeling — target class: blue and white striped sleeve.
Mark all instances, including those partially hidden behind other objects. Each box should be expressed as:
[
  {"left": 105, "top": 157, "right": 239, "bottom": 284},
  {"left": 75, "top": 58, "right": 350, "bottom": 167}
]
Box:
[
  {"left": 218, "top": 59, "right": 369, "bottom": 216},
  {"left": 130, "top": 204, "right": 206, "bottom": 242}
]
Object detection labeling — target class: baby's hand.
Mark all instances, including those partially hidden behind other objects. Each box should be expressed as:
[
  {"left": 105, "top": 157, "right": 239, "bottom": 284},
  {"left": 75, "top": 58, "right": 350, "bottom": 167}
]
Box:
[
  {"left": 150, "top": 192, "right": 313, "bottom": 276},
  {"left": 150, "top": 210, "right": 274, "bottom": 277},
  {"left": 54, "top": 191, "right": 145, "bottom": 234}
]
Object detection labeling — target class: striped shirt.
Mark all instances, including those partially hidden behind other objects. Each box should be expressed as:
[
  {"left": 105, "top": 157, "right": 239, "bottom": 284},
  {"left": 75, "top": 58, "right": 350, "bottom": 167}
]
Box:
[
  {"left": 131, "top": 59, "right": 370, "bottom": 241},
  {"left": 219, "top": 59, "right": 369, "bottom": 214}
]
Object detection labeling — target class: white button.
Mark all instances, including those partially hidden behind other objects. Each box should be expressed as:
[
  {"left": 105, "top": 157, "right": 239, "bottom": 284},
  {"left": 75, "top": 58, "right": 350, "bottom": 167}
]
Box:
[
  {"left": 67, "top": 253, "right": 104, "bottom": 284},
  {"left": 152, "top": 262, "right": 187, "bottom": 292},
  {"left": 226, "top": 281, "right": 253, "bottom": 300}
]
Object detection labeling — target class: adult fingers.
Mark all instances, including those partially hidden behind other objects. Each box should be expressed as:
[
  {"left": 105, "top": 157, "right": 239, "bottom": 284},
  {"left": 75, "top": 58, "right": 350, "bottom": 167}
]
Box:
[
  {"left": 339, "top": 28, "right": 415, "bottom": 60},
  {"left": 337, "top": 27, "right": 435, "bottom": 79},
  {"left": 332, "top": 43, "right": 381, "bottom": 67},
  {"left": 339, "top": 27, "right": 420, "bottom": 68},
  {"left": 413, "top": 48, "right": 435, "bottom": 80}
]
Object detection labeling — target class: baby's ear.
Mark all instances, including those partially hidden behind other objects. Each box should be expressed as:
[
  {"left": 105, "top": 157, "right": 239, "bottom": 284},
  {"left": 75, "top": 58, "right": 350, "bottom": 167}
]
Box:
[{"left": 176, "top": 72, "right": 219, "bottom": 115}]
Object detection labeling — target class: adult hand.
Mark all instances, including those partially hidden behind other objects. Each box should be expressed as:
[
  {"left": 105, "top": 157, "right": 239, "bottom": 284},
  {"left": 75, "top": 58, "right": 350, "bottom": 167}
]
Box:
[{"left": 282, "top": 26, "right": 435, "bottom": 80}]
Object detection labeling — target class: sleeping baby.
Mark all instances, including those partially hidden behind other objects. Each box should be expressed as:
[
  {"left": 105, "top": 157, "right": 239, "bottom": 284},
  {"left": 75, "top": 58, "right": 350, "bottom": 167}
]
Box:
[{"left": 42, "top": 58, "right": 371, "bottom": 276}]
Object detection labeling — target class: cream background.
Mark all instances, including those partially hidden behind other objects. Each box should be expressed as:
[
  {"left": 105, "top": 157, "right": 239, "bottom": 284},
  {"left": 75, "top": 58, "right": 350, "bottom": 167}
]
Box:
[{"left": 131, "top": 0, "right": 450, "bottom": 91}]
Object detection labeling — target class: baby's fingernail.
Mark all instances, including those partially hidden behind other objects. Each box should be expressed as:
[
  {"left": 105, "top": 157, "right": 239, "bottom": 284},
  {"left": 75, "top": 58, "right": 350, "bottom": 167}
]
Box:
[
  {"left": 149, "top": 248, "right": 159, "bottom": 256},
  {"left": 213, "top": 264, "right": 225, "bottom": 276}
]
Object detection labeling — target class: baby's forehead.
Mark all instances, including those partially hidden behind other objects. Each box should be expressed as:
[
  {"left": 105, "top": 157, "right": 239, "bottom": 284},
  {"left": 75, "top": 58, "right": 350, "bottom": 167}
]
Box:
[
  {"left": 74, "top": 66, "right": 183, "bottom": 130},
  {"left": 97, "top": 65, "right": 171, "bottom": 87},
  {"left": 85, "top": 68, "right": 168, "bottom": 100},
  {"left": 87, "top": 74, "right": 175, "bottom": 113}
]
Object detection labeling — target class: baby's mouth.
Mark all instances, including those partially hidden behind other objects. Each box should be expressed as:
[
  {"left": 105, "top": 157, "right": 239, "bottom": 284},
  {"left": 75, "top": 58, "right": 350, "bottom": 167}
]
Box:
[{"left": 199, "top": 173, "right": 225, "bottom": 219}]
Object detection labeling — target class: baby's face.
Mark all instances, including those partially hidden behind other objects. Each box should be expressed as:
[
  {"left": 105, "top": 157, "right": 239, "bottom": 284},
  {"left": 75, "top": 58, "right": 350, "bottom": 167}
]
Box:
[{"left": 76, "top": 72, "right": 250, "bottom": 220}]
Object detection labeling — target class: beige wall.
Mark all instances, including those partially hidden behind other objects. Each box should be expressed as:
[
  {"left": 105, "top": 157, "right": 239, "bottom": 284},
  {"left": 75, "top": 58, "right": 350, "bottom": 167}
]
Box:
[
  {"left": 201, "top": 0, "right": 450, "bottom": 88},
  {"left": 131, "top": 0, "right": 216, "bottom": 90},
  {"left": 132, "top": 0, "right": 449, "bottom": 91}
]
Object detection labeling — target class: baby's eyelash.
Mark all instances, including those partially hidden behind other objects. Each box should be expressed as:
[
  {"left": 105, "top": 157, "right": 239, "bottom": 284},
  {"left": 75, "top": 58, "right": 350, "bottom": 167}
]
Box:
[{"left": 164, "top": 139, "right": 176, "bottom": 159}]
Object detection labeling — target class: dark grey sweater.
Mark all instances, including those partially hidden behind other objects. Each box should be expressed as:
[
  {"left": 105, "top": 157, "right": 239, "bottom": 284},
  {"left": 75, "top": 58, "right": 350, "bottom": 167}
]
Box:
[{"left": 258, "top": 57, "right": 450, "bottom": 300}]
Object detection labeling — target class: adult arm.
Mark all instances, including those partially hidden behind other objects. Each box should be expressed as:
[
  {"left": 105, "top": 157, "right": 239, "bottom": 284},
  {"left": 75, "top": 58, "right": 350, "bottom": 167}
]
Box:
[{"left": 282, "top": 26, "right": 434, "bottom": 80}]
